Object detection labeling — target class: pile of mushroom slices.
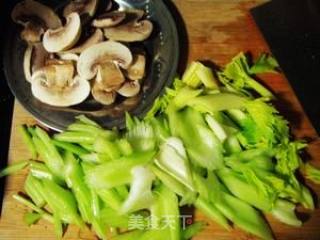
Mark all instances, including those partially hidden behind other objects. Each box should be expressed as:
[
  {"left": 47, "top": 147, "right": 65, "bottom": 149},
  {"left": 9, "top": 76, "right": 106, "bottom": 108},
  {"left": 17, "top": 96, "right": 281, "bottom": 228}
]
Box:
[{"left": 12, "top": 0, "right": 152, "bottom": 107}]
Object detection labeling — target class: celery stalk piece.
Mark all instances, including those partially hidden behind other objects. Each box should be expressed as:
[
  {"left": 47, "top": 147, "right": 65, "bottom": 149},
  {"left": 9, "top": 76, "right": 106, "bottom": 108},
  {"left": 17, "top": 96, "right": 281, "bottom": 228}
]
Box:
[
  {"left": 33, "top": 128, "right": 65, "bottom": 180},
  {"left": 155, "top": 137, "right": 194, "bottom": 191},
  {"left": 271, "top": 199, "right": 302, "bottom": 227},
  {"left": 249, "top": 53, "right": 279, "bottom": 75},
  {"left": 167, "top": 107, "right": 224, "bottom": 170},
  {"left": 100, "top": 207, "right": 130, "bottom": 228},
  {"left": 41, "top": 179, "right": 83, "bottom": 227},
  {"left": 13, "top": 194, "right": 54, "bottom": 223},
  {"left": 182, "top": 221, "right": 206, "bottom": 240},
  {"left": 195, "top": 198, "right": 230, "bottom": 230},
  {"left": 150, "top": 165, "right": 196, "bottom": 206},
  {"left": 126, "top": 120, "right": 156, "bottom": 152},
  {"left": 205, "top": 114, "right": 228, "bottom": 142},
  {"left": 91, "top": 217, "right": 108, "bottom": 240},
  {"left": 85, "top": 151, "right": 155, "bottom": 189},
  {"left": 110, "top": 230, "right": 144, "bottom": 240},
  {"left": 24, "top": 174, "right": 46, "bottom": 207},
  {"left": 52, "top": 140, "right": 88, "bottom": 156},
  {"left": 304, "top": 163, "right": 320, "bottom": 184},
  {"left": 197, "top": 64, "right": 219, "bottom": 89},
  {"left": 98, "top": 188, "right": 123, "bottom": 211},
  {"left": 53, "top": 213, "right": 63, "bottom": 239},
  {"left": 149, "top": 116, "right": 171, "bottom": 144},
  {"left": 217, "top": 168, "right": 272, "bottom": 211},
  {"left": 215, "top": 192, "right": 273, "bottom": 240},
  {"left": 23, "top": 212, "right": 42, "bottom": 226},
  {"left": 93, "top": 137, "right": 121, "bottom": 159},
  {"left": 64, "top": 152, "right": 92, "bottom": 222},
  {"left": 91, "top": 188, "right": 101, "bottom": 218},
  {"left": 19, "top": 125, "right": 37, "bottom": 159},
  {"left": 120, "top": 166, "right": 155, "bottom": 214},
  {"left": 76, "top": 115, "right": 100, "bottom": 127},
  {"left": 116, "top": 139, "right": 133, "bottom": 156},
  {"left": 116, "top": 185, "right": 129, "bottom": 200},
  {"left": 79, "top": 143, "right": 95, "bottom": 152},
  {"left": 173, "top": 86, "right": 203, "bottom": 109},
  {"left": 0, "top": 160, "right": 29, "bottom": 178},
  {"left": 29, "top": 161, "right": 62, "bottom": 184},
  {"left": 148, "top": 184, "right": 181, "bottom": 240},
  {"left": 53, "top": 131, "right": 97, "bottom": 144},
  {"left": 68, "top": 123, "right": 117, "bottom": 140},
  {"left": 186, "top": 93, "right": 248, "bottom": 114}
]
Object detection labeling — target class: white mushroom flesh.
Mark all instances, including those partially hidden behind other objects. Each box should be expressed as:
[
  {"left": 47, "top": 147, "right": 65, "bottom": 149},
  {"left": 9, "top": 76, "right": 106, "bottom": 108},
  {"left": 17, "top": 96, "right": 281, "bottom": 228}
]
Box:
[
  {"left": 91, "top": 85, "right": 116, "bottom": 105},
  {"left": 23, "top": 45, "right": 33, "bottom": 82},
  {"left": 43, "top": 12, "right": 82, "bottom": 53},
  {"left": 117, "top": 81, "right": 140, "bottom": 97},
  {"left": 63, "top": 0, "right": 98, "bottom": 18},
  {"left": 92, "top": 11, "right": 126, "bottom": 28},
  {"left": 127, "top": 54, "right": 146, "bottom": 81},
  {"left": 77, "top": 41, "right": 133, "bottom": 80}
]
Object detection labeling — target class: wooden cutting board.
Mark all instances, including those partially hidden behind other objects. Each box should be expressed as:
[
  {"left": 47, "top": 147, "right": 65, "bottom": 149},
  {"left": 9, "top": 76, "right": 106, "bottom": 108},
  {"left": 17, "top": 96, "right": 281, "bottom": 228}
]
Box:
[{"left": 1, "top": 0, "right": 320, "bottom": 239}]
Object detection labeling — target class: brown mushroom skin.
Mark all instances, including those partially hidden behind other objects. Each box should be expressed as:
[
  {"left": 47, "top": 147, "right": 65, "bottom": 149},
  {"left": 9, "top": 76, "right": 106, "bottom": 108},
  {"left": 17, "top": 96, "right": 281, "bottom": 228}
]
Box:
[
  {"left": 95, "top": 62, "right": 125, "bottom": 91},
  {"left": 63, "top": 0, "right": 98, "bottom": 18},
  {"left": 92, "top": 11, "right": 126, "bottom": 28},
  {"left": 126, "top": 53, "right": 146, "bottom": 81},
  {"left": 91, "top": 84, "right": 116, "bottom": 105},
  {"left": 117, "top": 81, "right": 141, "bottom": 97},
  {"left": 103, "top": 19, "right": 153, "bottom": 42},
  {"left": 20, "top": 22, "right": 44, "bottom": 43}
]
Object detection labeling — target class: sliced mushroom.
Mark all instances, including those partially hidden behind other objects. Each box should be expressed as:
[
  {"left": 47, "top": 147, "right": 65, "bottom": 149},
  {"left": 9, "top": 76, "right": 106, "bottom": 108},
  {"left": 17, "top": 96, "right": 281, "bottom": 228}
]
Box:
[
  {"left": 43, "top": 12, "right": 82, "bottom": 53},
  {"left": 92, "top": 11, "right": 126, "bottom": 28},
  {"left": 95, "top": 62, "right": 125, "bottom": 91},
  {"left": 63, "top": 0, "right": 98, "bottom": 18},
  {"left": 126, "top": 53, "right": 146, "bottom": 81},
  {"left": 24, "top": 43, "right": 51, "bottom": 82},
  {"left": 91, "top": 84, "right": 116, "bottom": 105},
  {"left": 31, "top": 62, "right": 90, "bottom": 106},
  {"left": 77, "top": 41, "right": 133, "bottom": 80},
  {"left": 66, "top": 29, "right": 104, "bottom": 54},
  {"left": 103, "top": 10, "right": 153, "bottom": 42},
  {"left": 11, "top": 0, "right": 62, "bottom": 29},
  {"left": 117, "top": 81, "right": 140, "bottom": 97},
  {"left": 20, "top": 22, "right": 44, "bottom": 43},
  {"left": 24, "top": 45, "right": 33, "bottom": 82},
  {"left": 57, "top": 52, "right": 79, "bottom": 62}
]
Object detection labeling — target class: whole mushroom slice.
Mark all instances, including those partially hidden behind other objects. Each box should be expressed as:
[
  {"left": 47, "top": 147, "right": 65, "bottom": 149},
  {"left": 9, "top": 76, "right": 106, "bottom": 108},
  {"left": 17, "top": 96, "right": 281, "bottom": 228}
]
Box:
[
  {"left": 126, "top": 53, "right": 146, "bottom": 81},
  {"left": 43, "top": 12, "right": 82, "bottom": 53},
  {"left": 66, "top": 29, "right": 104, "bottom": 54},
  {"left": 92, "top": 11, "right": 126, "bottom": 28},
  {"left": 91, "top": 84, "right": 117, "bottom": 105},
  {"left": 95, "top": 62, "right": 125, "bottom": 91},
  {"left": 31, "top": 63, "right": 90, "bottom": 107},
  {"left": 117, "top": 81, "right": 141, "bottom": 97},
  {"left": 24, "top": 43, "right": 50, "bottom": 82},
  {"left": 77, "top": 41, "right": 133, "bottom": 80},
  {"left": 11, "top": 0, "right": 62, "bottom": 29},
  {"left": 103, "top": 10, "right": 153, "bottom": 42},
  {"left": 63, "top": 0, "right": 99, "bottom": 18}
]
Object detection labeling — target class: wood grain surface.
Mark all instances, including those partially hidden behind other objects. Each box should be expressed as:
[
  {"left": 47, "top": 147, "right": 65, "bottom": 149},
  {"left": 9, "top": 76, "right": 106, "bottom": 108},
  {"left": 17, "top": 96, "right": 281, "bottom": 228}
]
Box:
[{"left": 1, "top": 0, "right": 320, "bottom": 239}]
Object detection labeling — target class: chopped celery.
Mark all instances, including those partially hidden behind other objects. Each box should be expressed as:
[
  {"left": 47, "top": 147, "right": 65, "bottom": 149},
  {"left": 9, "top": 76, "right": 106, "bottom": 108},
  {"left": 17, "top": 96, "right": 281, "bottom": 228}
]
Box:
[
  {"left": 120, "top": 166, "right": 155, "bottom": 214},
  {"left": 23, "top": 212, "right": 42, "bottom": 226},
  {"left": 85, "top": 151, "right": 155, "bottom": 189},
  {"left": 182, "top": 221, "right": 206, "bottom": 240},
  {"left": 41, "top": 179, "right": 83, "bottom": 227},
  {"left": 110, "top": 230, "right": 144, "bottom": 240},
  {"left": 271, "top": 199, "right": 302, "bottom": 227},
  {"left": 29, "top": 161, "right": 61, "bottom": 183},
  {"left": 305, "top": 163, "right": 320, "bottom": 184},
  {"left": 54, "top": 131, "right": 97, "bottom": 144},
  {"left": 68, "top": 123, "right": 117, "bottom": 140},
  {"left": 205, "top": 114, "right": 227, "bottom": 142},
  {"left": 93, "top": 137, "right": 121, "bottom": 159},
  {"left": 24, "top": 174, "right": 46, "bottom": 207},
  {"left": 98, "top": 188, "right": 123, "bottom": 211},
  {"left": 116, "top": 139, "right": 133, "bottom": 156},
  {"left": 76, "top": 115, "right": 100, "bottom": 127},
  {"left": 53, "top": 213, "right": 63, "bottom": 239},
  {"left": 0, "top": 160, "right": 28, "bottom": 178},
  {"left": 249, "top": 53, "right": 279, "bottom": 74},
  {"left": 52, "top": 139, "right": 88, "bottom": 156},
  {"left": 19, "top": 125, "right": 37, "bottom": 159},
  {"left": 155, "top": 137, "right": 194, "bottom": 191}
]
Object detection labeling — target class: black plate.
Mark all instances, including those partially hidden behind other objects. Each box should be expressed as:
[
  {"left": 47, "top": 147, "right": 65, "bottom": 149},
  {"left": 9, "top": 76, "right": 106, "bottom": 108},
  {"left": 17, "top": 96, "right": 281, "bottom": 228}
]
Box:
[{"left": 3, "top": 0, "right": 179, "bottom": 131}]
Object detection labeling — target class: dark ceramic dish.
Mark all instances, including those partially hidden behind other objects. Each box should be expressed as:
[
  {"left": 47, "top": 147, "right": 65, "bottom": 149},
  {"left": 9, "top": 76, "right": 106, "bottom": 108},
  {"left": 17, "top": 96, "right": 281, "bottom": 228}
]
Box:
[{"left": 3, "top": 0, "right": 179, "bottom": 131}]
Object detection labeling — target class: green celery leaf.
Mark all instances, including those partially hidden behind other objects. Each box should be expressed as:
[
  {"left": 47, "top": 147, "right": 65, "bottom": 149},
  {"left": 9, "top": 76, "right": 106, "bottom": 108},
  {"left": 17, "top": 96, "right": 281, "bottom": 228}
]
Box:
[{"left": 249, "top": 53, "right": 279, "bottom": 75}]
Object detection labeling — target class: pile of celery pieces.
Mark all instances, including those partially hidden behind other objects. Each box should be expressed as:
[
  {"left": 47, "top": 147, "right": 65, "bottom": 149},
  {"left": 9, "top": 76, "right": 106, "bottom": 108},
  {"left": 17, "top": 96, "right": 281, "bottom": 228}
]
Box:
[{"left": 2, "top": 52, "right": 320, "bottom": 240}]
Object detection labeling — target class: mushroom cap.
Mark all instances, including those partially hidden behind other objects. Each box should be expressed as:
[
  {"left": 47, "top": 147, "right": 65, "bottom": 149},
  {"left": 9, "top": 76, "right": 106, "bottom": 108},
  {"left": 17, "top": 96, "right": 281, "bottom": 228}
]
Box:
[
  {"left": 43, "top": 12, "right": 82, "bottom": 53},
  {"left": 103, "top": 19, "right": 153, "bottom": 42},
  {"left": 95, "top": 62, "right": 125, "bottom": 91},
  {"left": 11, "top": 0, "right": 62, "bottom": 29},
  {"left": 20, "top": 22, "right": 44, "bottom": 43},
  {"left": 31, "top": 62, "right": 90, "bottom": 107},
  {"left": 63, "top": 0, "right": 98, "bottom": 18},
  {"left": 77, "top": 41, "right": 133, "bottom": 80},
  {"left": 91, "top": 85, "right": 116, "bottom": 105},
  {"left": 92, "top": 11, "right": 126, "bottom": 28},
  {"left": 117, "top": 81, "right": 140, "bottom": 97},
  {"left": 66, "top": 29, "right": 104, "bottom": 54},
  {"left": 126, "top": 53, "right": 146, "bottom": 81}
]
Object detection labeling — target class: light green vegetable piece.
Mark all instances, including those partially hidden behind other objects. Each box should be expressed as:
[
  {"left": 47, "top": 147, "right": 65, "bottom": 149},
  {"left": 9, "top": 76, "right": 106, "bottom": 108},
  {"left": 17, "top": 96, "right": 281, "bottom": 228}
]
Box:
[
  {"left": 305, "top": 163, "right": 320, "bottom": 184},
  {"left": 249, "top": 53, "right": 279, "bottom": 75},
  {"left": 271, "top": 199, "right": 302, "bottom": 227},
  {"left": 0, "top": 160, "right": 29, "bottom": 178}
]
